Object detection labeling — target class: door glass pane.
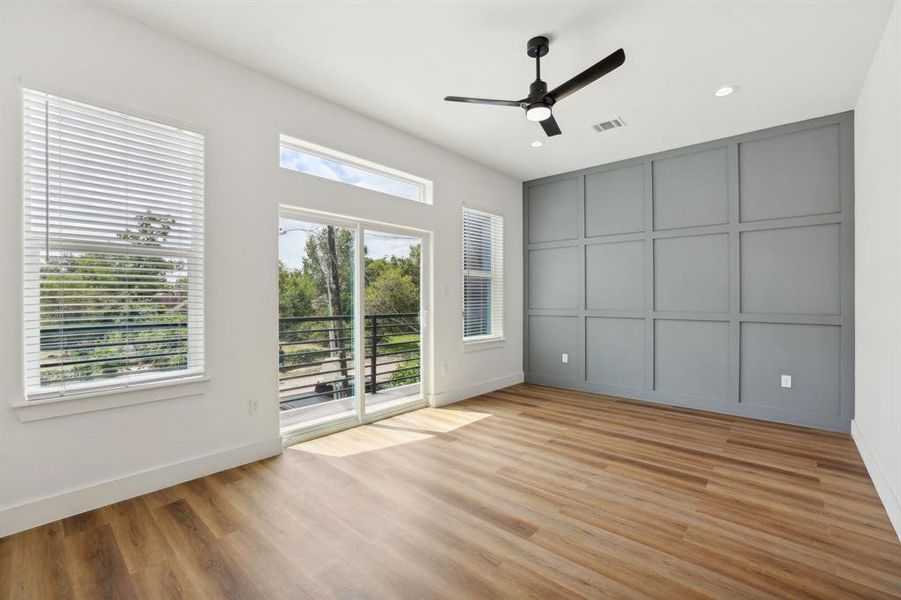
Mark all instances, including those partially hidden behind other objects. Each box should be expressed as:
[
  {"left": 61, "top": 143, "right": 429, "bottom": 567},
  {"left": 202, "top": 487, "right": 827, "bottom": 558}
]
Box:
[
  {"left": 363, "top": 230, "right": 422, "bottom": 413},
  {"left": 278, "top": 217, "right": 356, "bottom": 431}
]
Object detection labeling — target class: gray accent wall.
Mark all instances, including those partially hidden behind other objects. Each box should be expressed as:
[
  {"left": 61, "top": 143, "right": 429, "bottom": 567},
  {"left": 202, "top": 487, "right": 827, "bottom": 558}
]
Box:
[{"left": 523, "top": 112, "right": 854, "bottom": 431}]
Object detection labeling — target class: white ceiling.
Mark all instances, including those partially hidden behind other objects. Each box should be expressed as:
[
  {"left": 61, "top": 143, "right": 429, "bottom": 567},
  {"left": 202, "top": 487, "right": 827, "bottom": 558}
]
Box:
[{"left": 97, "top": 1, "right": 893, "bottom": 180}]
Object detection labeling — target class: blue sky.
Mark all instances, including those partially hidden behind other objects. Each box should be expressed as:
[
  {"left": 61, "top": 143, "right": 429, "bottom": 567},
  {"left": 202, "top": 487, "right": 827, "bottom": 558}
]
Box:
[{"left": 279, "top": 146, "right": 421, "bottom": 202}]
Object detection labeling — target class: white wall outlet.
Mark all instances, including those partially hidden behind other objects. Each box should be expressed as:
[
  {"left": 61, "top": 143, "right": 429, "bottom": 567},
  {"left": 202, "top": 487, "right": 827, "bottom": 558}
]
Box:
[
  {"left": 442, "top": 363, "right": 448, "bottom": 375},
  {"left": 562, "top": 353, "right": 569, "bottom": 364},
  {"left": 781, "top": 375, "right": 792, "bottom": 389},
  {"left": 249, "top": 398, "right": 260, "bottom": 414}
]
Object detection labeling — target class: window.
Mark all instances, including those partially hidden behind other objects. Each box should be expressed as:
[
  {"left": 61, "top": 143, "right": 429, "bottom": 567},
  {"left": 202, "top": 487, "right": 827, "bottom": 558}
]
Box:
[
  {"left": 462, "top": 207, "right": 503, "bottom": 341},
  {"left": 279, "top": 134, "right": 432, "bottom": 204},
  {"left": 23, "top": 89, "right": 205, "bottom": 400}
]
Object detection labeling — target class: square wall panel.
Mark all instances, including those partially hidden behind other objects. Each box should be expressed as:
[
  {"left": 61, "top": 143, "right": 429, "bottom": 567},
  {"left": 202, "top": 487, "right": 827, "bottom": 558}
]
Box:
[
  {"left": 528, "top": 316, "right": 581, "bottom": 379},
  {"left": 529, "top": 246, "right": 579, "bottom": 310},
  {"left": 528, "top": 177, "right": 581, "bottom": 243},
  {"left": 586, "top": 241, "right": 644, "bottom": 310},
  {"left": 585, "top": 164, "right": 645, "bottom": 237},
  {"left": 653, "top": 147, "right": 729, "bottom": 230},
  {"left": 739, "top": 125, "right": 841, "bottom": 222},
  {"left": 740, "top": 323, "right": 841, "bottom": 416},
  {"left": 655, "top": 319, "right": 729, "bottom": 401},
  {"left": 654, "top": 234, "right": 729, "bottom": 313},
  {"left": 586, "top": 317, "right": 644, "bottom": 389},
  {"left": 741, "top": 224, "right": 840, "bottom": 315}
]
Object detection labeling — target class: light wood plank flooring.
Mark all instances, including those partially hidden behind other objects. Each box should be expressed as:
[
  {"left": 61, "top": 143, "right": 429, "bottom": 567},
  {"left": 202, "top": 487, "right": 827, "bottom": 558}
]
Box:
[{"left": 2, "top": 384, "right": 900, "bottom": 599}]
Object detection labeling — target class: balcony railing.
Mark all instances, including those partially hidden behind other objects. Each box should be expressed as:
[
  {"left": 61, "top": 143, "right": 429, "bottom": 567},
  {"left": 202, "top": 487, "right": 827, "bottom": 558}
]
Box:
[
  {"left": 35, "top": 314, "right": 420, "bottom": 410},
  {"left": 37, "top": 321, "right": 189, "bottom": 386},
  {"left": 278, "top": 313, "right": 420, "bottom": 411}
]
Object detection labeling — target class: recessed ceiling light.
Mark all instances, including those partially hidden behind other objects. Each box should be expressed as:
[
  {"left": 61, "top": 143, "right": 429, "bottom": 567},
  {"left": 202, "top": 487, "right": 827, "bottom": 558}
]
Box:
[
  {"left": 530, "top": 140, "right": 543, "bottom": 148},
  {"left": 714, "top": 85, "right": 738, "bottom": 97}
]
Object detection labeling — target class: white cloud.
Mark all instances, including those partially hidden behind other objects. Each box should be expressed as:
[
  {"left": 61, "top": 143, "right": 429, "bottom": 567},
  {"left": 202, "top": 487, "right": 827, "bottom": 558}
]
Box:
[{"left": 280, "top": 147, "right": 420, "bottom": 202}]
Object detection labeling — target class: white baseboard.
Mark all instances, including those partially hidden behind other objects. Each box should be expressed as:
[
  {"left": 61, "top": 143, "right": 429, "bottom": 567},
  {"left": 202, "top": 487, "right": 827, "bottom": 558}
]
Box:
[
  {"left": 0, "top": 438, "right": 282, "bottom": 538},
  {"left": 429, "top": 372, "right": 524, "bottom": 408},
  {"left": 851, "top": 420, "right": 901, "bottom": 541}
]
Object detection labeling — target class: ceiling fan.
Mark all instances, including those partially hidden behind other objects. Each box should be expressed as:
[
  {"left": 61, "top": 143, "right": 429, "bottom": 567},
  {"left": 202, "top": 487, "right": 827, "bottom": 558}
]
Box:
[{"left": 445, "top": 36, "right": 625, "bottom": 137}]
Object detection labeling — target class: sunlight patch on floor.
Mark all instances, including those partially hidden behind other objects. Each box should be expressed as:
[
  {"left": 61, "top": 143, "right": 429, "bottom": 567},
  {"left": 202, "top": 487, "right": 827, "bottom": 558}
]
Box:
[
  {"left": 286, "top": 408, "right": 492, "bottom": 457},
  {"left": 288, "top": 424, "right": 432, "bottom": 457},
  {"left": 377, "top": 407, "right": 492, "bottom": 433}
]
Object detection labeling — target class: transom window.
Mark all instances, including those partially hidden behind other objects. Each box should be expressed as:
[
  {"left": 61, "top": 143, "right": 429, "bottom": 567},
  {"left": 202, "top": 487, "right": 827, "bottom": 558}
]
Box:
[
  {"left": 22, "top": 89, "right": 205, "bottom": 400},
  {"left": 462, "top": 207, "right": 504, "bottom": 341},
  {"left": 279, "top": 134, "right": 432, "bottom": 204}
]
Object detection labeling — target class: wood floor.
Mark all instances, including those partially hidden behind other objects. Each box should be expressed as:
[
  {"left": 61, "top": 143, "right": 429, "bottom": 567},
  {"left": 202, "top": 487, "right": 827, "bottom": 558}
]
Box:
[{"left": 2, "top": 384, "right": 900, "bottom": 599}]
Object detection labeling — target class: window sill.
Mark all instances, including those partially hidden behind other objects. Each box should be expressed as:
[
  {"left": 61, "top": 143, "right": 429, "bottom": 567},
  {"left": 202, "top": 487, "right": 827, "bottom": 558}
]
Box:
[
  {"left": 11, "top": 376, "right": 209, "bottom": 422},
  {"left": 463, "top": 337, "right": 506, "bottom": 353}
]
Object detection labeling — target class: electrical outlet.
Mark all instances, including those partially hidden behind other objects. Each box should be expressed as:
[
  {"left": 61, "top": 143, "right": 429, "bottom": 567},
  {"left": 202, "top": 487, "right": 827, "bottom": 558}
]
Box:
[
  {"left": 562, "top": 353, "right": 569, "bottom": 364},
  {"left": 442, "top": 363, "right": 448, "bottom": 375},
  {"left": 781, "top": 375, "right": 792, "bottom": 389},
  {"left": 249, "top": 398, "right": 260, "bottom": 414}
]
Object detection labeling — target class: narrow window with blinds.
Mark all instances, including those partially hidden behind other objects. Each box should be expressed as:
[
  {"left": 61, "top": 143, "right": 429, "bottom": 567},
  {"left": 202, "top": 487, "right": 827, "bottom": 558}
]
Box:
[
  {"left": 462, "top": 207, "right": 503, "bottom": 342},
  {"left": 22, "top": 89, "right": 205, "bottom": 400}
]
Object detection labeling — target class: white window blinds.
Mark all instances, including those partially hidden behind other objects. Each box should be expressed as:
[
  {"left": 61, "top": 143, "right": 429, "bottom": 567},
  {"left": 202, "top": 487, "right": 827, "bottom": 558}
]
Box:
[
  {"left": 23, "top": 89, "right": 205, "bottom": 400},
  {"left": 462, "top": 207, "right": 503, "bottom": 341}
]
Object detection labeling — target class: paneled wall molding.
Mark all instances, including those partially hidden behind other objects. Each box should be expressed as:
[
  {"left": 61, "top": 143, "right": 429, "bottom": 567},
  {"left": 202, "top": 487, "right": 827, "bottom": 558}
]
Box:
[{"left": 523, "top": 112, "right": 854, "bottom": 431}]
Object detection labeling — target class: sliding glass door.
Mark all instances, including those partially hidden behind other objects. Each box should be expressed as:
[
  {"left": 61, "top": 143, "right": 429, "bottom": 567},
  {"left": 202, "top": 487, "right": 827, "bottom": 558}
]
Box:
[
  {"left": 363, "top": 229, "right": 423, "bottom": 415},
  {"left": 278, "top": 217, "right": 358, "bottom": 432},
  {"left": 278, "top": 211, "right": 428, "bottom": 437}
]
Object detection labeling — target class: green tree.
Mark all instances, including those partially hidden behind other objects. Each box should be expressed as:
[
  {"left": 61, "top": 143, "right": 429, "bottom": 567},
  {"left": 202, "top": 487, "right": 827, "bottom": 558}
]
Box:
[
  {"left": 403, "top": 243, "right": 421, "bottom": 287},
  {"left": 39, "top": 211, "right": 187, "bottom": 383},
  {"left": 303, "top": 226, "right": 354, "bottom": 315},
  {"left": 301, "top": 225, "right": 355, "bottom": 391},
  {"left": 389, "top": 357, "right": 420, "bottom": 388},
  {"left": 365, "top": 244, "right": 419, "bottom": 287},
  {"left": 119, "top": 212, "right": 175, "bottom": 247},
  {"left": 363, "top": 242, "right": 421, "bottom": 314},
  {"left": 278, "top": 261, "right": 316, "bottom": 318},
  {"left": 365, "top": 270, "right": 419, "bottom": 314}
]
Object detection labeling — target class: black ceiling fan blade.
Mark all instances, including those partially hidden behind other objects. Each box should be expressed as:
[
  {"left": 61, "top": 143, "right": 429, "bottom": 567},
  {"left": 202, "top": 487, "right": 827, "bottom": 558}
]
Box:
[
  {"left": 444, "top": 96, "right": 523, "bottom": 107},
  {"left": 548, "top": 48, "right": 625, "bottom": 103},
  {"left": 540, "top": 114, "right": 562, "bottom": 137}
]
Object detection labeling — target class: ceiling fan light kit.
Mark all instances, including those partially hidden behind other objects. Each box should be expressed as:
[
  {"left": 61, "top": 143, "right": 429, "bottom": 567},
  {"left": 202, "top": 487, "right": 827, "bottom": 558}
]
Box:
[
  {"left": 444, "top": 35, "right": 625, "bottom": 138},
  {"left": 525, "top": 103, "right": 551, "bottom": 122}
]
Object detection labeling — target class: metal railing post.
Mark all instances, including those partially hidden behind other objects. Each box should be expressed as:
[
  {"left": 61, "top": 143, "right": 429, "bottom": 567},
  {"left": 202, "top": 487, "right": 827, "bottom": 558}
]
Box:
[{"left": 370, "top": 315, "right": 378, "bottom": 394}]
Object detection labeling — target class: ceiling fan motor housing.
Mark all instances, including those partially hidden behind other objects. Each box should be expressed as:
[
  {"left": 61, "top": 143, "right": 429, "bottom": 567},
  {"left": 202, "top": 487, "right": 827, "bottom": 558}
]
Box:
[
  {"left": 527, "top": 36, "right": 550, "bottom": 58},
  {"left": 528, "top": 80, "right": 552, "bottom": 106}
]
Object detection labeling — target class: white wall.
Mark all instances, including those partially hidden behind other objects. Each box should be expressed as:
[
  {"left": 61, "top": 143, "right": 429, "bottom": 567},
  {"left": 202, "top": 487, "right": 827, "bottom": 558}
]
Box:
[
  {"left": 0, "top": 1, "right": 523, "bottom": 536},
  {"left": 853, "top": 0, "right": 901, "bottom": 540}
]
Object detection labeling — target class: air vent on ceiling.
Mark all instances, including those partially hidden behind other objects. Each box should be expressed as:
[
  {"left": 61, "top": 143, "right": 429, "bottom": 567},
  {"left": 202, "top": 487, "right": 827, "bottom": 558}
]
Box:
[{"left": 593, "top": 117, "right": 626, "bottom": 132}]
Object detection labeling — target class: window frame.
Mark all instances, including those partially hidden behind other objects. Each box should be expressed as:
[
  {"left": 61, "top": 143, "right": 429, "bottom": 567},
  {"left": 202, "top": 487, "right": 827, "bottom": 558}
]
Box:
[
  {"left": 279, "top": 134, "right": 433, "bottom": 205},
  {"left": 461, "top": 205, "right": 504, "bottom": 347},
  {"left": 19, "top": 87, "right": 207, "bottom": 408}
]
